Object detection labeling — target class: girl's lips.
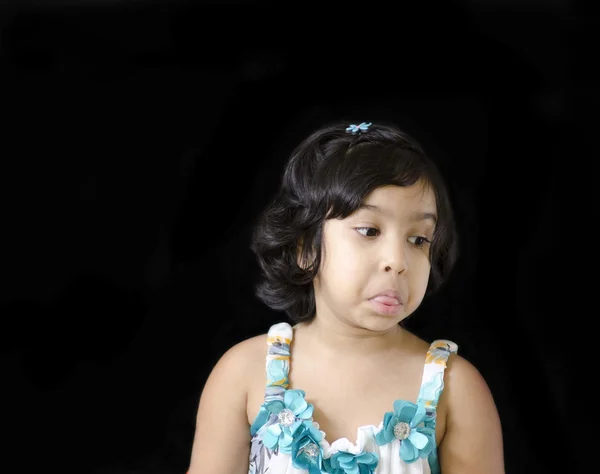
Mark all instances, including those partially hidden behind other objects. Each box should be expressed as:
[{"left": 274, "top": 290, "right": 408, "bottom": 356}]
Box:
[
  {"left": 371, "top": 295, "right": 400, "bottom": 305},
  {"left": 369, "top": 289, "right": 403, "bottom": 305},
  {"left": 368, "top": 298, "right": 403, "bottom": 315}
]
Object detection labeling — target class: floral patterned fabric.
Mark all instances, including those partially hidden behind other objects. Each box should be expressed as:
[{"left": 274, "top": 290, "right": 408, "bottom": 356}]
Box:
[{"left": 248, "top": 322, "right": 458, "bottom": 474}]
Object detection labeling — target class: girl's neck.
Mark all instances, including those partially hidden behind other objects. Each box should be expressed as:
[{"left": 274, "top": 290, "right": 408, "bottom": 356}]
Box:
[{"left": 293, "top": 315, "right": 405, "bottom": 359}]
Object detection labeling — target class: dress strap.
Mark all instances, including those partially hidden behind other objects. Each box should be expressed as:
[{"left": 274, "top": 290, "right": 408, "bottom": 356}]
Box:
[
  {"left": 263, "top": 322, "right": 293, "bottom": 403},
  {"left": 416, "top": 339, "right": 458, "bottom": 412}
]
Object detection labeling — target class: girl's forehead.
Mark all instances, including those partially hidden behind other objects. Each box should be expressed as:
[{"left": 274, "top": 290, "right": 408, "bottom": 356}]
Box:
[
  {"left": 353, "top": 188, "right": 437, "bottom": 228},
  {"left": 364, "top": 183, "right": 436, "bottom": 208}
]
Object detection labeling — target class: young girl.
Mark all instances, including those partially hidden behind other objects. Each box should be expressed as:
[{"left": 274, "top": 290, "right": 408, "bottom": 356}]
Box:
[{"left": 187, "top": 120, "right": 504, "bottom": 474}]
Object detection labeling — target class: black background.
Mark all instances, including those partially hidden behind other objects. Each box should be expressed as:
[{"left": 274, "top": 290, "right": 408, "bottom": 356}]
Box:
[{"left": 1, "top": 1, "right": 588, "bottom": 473}]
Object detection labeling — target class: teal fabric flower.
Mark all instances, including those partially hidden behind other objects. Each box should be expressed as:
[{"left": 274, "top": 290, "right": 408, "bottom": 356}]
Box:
[
  {"left": 290, "top": 424, "right": 323, "bottom": 474},
  {"left": 375, "top": 400, "right": 435, "bottom": 463},
  {"left": 323, "top": 450, "right": 379, "bottom": 474},
  {"left": 261, "top": 389, "right": 315, "bottom": 453}
]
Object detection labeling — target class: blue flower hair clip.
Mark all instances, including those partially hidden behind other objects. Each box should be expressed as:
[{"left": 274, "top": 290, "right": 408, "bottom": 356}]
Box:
[{"left": 345, "top": 122, "right": 372, "bottom": 134}]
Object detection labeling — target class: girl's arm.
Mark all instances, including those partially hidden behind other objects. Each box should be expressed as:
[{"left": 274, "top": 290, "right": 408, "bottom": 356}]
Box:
[
  {"left": 187, "top": 341, "right": 253, "bottom": 474},
  {"left": 438, "top": 355, "right": 505, "bottom": 474}
]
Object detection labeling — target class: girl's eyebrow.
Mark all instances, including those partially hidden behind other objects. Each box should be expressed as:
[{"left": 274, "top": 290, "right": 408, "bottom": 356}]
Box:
[
  {"left": 358, "top": 203, "right": 390, "bottom": 216},
  {"left": 358, "top": 204, "right": 438, "bottom": 224},
  {"left": 411, "top": 211, "right": 438, "bottom": 225}
]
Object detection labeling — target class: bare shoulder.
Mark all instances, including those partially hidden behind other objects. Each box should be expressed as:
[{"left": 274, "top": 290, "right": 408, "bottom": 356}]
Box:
[
  {"left": 438, "top": 353, "right": 505, "bottom": 473},
  {"left": 209, "top": 332, "right": 267, "bottom": 386},
  {"left": 443, "top": 353, "right": 499, "bottom": 422},
  {"left": 221, "top": 332, "right": 267, "bottom": 364},
  {"left": 444, "top": 352, "right": 492, "bottom": 401},
  {"left": 187, "top": 332, "right": 268, "bottom": 474}
]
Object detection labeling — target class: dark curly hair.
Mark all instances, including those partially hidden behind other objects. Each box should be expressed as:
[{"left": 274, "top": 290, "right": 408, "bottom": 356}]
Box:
[{"left": 250, "top": 120, "right": 460, "bottom": 323}]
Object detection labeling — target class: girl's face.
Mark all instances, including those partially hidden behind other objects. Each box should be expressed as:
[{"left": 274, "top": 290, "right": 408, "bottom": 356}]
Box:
[{"left": 313, "top": 182, "right": 437, "bottom": 333}]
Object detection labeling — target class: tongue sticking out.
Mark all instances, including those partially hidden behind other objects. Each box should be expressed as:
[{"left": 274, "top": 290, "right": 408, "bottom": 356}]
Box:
[{"left": 371, "top": 296, "right": 400, "bottom": 305}]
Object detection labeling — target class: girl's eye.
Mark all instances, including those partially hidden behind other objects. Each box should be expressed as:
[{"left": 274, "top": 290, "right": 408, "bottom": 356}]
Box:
[
  {"left": 356, "top": 227, "right": 380, "bottom": 237},
  {"left": 408, "top": 236, "right": 432, "bottom": 248},
  {"left": 356, "top": 228, "right": 432, "bottom": 248}
]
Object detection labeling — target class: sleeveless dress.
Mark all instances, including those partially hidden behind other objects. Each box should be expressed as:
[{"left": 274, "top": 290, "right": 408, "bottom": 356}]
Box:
[{"left": 248, "top": 323, "right": 458, "bottom": 474}]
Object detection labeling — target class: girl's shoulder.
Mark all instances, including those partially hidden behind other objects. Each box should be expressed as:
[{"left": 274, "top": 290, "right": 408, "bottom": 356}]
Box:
[
  {"left": 221, "top": 331, "right": 270, "bottom": 366},
  {"left": 206, "top": 331, "right": 271, "bottom": 392},
  {"left": 217, "top": 322, "right": 295, "bottom": 377}
]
